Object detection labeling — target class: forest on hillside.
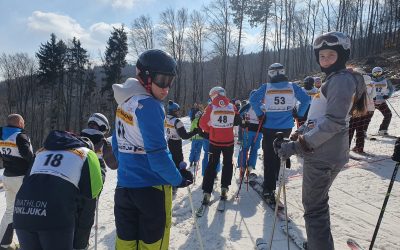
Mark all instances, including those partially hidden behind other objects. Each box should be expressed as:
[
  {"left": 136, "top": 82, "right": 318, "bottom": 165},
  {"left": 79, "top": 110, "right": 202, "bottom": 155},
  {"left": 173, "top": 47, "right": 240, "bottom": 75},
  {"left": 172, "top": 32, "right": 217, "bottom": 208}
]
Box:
[{"left": 0, "top": 0, "right": 399, "bottom": 148}]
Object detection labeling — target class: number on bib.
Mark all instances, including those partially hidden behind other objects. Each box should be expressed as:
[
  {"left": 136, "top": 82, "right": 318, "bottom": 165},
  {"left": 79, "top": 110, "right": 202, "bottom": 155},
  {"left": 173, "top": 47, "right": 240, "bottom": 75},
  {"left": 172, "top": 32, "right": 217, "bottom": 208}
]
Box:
[
  {"left": 217, "top": 115, "right": 228, "bottom": 123},
  {"left": 44, "top": 153, "right": 64, "bottom": 167},
  {"left": 274, "top": 96, "right": 286, "bottom": 105}
]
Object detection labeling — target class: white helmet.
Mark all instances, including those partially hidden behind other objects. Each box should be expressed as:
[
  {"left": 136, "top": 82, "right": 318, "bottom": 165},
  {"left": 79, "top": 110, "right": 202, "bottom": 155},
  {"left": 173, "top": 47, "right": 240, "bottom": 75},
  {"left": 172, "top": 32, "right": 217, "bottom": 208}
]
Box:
[
  {"left": 88, "top": 113, "right": 110, "bottom": 133},
  {"left": 268, "top": 63, "right": 285, "bottom": 78},
  {"left": 372, "top": 67, "right": 383, "bottom": 77},
  {"left": 313, "top": 31, "right": 351, "bottom": 51},
  {"left": 209, "top": 86, "right": 226, "bottom": 100}
]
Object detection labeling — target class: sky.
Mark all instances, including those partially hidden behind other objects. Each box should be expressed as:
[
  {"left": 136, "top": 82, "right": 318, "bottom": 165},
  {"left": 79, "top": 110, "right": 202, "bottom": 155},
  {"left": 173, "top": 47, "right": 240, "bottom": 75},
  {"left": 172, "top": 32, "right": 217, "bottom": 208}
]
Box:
[{"left": 0, "top": 0, "right": 261, "bottom": 64}]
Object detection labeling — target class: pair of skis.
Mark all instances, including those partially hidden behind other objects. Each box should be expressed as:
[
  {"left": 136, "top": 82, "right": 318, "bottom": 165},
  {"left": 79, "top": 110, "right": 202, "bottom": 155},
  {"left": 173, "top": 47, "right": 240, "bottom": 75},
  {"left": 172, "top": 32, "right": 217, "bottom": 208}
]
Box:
[{"left": 196, "top": 197, "right": 226, "bottom": 217}]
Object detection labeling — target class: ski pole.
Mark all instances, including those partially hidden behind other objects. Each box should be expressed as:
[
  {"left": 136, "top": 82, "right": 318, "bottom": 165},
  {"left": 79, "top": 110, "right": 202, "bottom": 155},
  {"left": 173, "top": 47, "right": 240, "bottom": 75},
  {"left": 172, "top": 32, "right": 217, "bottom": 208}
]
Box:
[
  {"left": 236, "top": 127, "right": 246, "bottom": 199},
  {"left": 187, "top": 186, "right": 205, "bottom": 250},
  {"left": 269, "top": 132, "right": 290, "bottom": 250},
  {"left": 369, "top": 162, "right": 399, "bottom": 250},
  {"left": 268, "top": 152, "right": 287, "bottom": 250},
  {"left": 386, "top": 99, "right": 400, "bottom": 119},
  {"left": 283, "top": 182, "right": 290, "bottom": 250},
  {"left": 179, "top": 161, "right": 204, "bottom": 250},
  {"left": 95, "top": 198, "right": 99, "bottom": 250}
]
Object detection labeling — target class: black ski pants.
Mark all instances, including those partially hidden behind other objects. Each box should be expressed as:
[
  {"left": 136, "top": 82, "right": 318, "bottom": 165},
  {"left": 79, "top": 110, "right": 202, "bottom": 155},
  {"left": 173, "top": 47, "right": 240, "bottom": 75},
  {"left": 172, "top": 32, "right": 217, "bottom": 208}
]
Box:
[
  {"left": 202, "top": 144, "right": 234, "bottom": 194},
  {"left": 349, "top": 112, "right": 373, "bottom": 150},
  {"left": 168, "top": 139, "right": 183, "bottom": 169},
  {"left": 262, "top": 128, "right": 292, "bottom": 193},
  {"left": 16, "top": 228, "right": 74, "bottom": 250},
  {"left": 375, "top": 102, "right": 392, "bottom": 131},
  {"left": 73, "top": 196, "right": 97, "bottom": 249}
]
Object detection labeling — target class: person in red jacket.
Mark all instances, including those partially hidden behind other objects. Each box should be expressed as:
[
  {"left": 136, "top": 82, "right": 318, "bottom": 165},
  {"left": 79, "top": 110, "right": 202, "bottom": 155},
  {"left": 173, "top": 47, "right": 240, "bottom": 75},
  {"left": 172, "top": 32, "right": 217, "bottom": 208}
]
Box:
[{"left": 199, "top": 86, "right": 241, "bottom": 204}]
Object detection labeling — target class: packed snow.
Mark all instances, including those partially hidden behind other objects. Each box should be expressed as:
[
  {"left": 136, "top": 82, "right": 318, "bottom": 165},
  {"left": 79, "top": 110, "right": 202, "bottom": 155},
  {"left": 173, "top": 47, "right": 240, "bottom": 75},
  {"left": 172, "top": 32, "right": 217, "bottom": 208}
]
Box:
[{"left": 1, "top": 93, "right": 399, "bottom": 250}]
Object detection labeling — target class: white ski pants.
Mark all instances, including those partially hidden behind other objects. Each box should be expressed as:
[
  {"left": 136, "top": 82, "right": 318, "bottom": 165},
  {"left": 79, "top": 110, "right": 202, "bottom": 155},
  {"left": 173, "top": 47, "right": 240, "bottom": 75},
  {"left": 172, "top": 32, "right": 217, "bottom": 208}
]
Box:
[{"left": 0, "top": 175, "right": 24, "bottom": 247}]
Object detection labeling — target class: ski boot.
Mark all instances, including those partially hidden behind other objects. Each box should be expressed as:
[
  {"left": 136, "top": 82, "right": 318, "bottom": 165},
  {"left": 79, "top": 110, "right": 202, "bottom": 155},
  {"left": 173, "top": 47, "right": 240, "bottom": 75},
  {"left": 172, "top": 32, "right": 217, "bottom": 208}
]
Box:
[
  {"left": 202, "top": 192, "right": 211, "bottom": 205},
  {"left": 263, "top": 190, "right": 276, "bottom": 205},
  {"left": 221, "top": 187, "right": 228, "bottom": 200}
]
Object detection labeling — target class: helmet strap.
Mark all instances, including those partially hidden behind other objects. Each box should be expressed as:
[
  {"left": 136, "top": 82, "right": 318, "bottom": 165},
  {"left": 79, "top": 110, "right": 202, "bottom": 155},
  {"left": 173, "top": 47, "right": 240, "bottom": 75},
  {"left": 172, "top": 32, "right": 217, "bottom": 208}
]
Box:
[{"left": 146, "top": 77, "right": 152, "bottom": 94}]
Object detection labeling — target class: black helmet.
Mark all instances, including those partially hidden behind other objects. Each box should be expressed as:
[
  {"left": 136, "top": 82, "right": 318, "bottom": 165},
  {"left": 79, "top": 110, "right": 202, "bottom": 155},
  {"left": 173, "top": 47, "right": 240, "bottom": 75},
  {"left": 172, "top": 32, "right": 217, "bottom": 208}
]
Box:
[
  {"left": 136, "top": 49, "right": 177, "bottom": 88},
  {"left": 303, "top": 76, "right": 315, "bottom": 91},
  {"left": 268, "top": 63, "right": 288, "bottom": 83}
]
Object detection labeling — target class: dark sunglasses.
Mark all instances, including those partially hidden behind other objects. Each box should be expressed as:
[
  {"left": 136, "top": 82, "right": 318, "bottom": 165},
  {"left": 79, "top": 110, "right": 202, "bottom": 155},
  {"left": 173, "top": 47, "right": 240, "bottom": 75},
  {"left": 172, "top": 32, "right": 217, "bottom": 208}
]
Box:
[{"left": 152, "top": 74, "right": 175, "bottom": 89}]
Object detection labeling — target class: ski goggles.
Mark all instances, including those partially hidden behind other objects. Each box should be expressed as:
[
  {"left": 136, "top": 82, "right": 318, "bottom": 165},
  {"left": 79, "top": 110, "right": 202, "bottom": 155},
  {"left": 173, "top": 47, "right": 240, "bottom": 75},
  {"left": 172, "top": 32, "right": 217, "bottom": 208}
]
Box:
[
  {"left": 268, "top": 68, "right": 285, "bottom": 77},
  {"left": 152, "top": 74, "right": 175, "bottom": 89},
  {"left": 372, "top": 72, "right": 382, "bottom": 77},
  {"left": 313, "top": 34, "right": 341, "bottom": 49}
]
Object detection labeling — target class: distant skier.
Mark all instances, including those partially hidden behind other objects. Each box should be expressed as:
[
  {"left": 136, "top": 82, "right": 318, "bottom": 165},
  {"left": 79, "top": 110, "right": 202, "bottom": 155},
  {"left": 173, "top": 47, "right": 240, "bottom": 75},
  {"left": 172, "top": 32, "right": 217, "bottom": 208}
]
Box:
[
  {"left": 313, "top": 76, "right": 322, "bottom": 89},
  {"left": 73, "top": 113, "right": 110, "bottom": 250},
  {"left": 166, "top": 100, "right": 198, "bottom": 169},
  {"left": 199, "top": 87, "right": 241, "bottom": 204},
  {"left": 13, "top": 130, "right": 103, "bottom": 250},
  {"left": 275, "top": 31, "right": 367, "bottom": 250},
  {"left": 237, "top": 90, "right": 263, "bottom": 181},
  {"left": 371, "top": 66, "right": 394, "bottom": 136},
  {"left": 111, "top": 49, "right": 193, "bottom": 249},
  {"left": 294, "top": 76, "right": 318, "bottom": 127},
  {"left": 165, "top": 100, "right": 198, "bottom": 194},
  {"left": 249, "top": 63, "right": 310, "bottom": 205},
  {"left": 188, "top": 108, "right": 204, "bottom": 168},
  {"left": 188, "top": 103, "right": 200, "bottom": 122}
]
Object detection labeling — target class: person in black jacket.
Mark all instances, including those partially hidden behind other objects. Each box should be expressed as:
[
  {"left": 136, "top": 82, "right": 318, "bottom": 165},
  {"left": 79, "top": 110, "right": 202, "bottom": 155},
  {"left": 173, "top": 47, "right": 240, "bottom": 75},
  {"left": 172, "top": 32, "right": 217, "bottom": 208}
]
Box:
[
  {"left": 0, "top": 114, "right": 34, "bottom": 250},
  {"left": 13, "top": 130, "right": 103, "bottom": 250},
  {"left": 73, "top": 113, "right": 110, "bottom": 250},
  {"left": 165, "top": 101, "right": 198, "bottom": 169}
]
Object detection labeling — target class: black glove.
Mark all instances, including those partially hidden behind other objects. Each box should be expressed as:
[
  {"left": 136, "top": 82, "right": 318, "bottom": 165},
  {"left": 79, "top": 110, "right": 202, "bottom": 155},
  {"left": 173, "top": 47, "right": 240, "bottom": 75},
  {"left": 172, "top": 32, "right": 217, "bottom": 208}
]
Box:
[
  {"left": 392, "top": 137, "right": 400, "bottom": 162},
  {"left": 383, "top": 95, "right": 389, "bottom": 100},
  {"left": 178, "top": 169, "right": 193, "bottom": 188}
]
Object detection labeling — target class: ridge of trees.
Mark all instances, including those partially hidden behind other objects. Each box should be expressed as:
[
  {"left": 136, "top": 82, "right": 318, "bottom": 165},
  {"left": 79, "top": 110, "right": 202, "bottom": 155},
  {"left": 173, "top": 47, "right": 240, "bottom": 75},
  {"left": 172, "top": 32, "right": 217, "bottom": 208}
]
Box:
[{"left": 0, "top": 0, "right": 399, "bottom": 147}]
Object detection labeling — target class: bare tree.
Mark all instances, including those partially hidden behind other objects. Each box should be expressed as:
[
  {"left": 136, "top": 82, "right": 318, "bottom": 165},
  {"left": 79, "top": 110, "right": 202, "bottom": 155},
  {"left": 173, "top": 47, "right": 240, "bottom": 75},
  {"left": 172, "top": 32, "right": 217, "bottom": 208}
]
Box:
[
  {"left": 129, "top": 15, "right": 155, "bottom": 57},
  {"left": 159, "top": 8, "right": 188, "bottom": 102},
  {"left": 204, "top": 0, "right": 234, "bottom": 90},
  {"left": 186, "top": 10, "right": 208, "bottom": 102}
]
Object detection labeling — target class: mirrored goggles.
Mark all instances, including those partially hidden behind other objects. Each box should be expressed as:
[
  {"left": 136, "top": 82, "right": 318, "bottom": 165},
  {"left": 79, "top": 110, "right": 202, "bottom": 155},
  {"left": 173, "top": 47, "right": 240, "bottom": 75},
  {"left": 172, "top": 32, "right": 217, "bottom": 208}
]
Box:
[
  {"left": 268, "top": 68, "right": 285, "bottom": 77},
  {"left": 152, "top": 74, "right": 175, "bottom": 89},
  {"left": 313, "top": 35, "right": 340, "bottom": 49}
]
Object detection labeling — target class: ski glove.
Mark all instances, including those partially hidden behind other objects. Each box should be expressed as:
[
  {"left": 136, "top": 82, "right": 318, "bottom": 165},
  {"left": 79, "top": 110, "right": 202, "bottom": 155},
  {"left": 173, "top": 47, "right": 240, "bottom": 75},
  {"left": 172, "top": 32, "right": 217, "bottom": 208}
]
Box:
[
  {"left": 178, "top": 169, "right": 193, "bottom": 188},
  {"left": 392, "top": 137, "right": 400, "bottom": 162},
  {"left": 383, "top": 95, "right": 389, "bottom": 100},
  {"left": 276, "top": 141, "right": 302, "bottom": 160}
]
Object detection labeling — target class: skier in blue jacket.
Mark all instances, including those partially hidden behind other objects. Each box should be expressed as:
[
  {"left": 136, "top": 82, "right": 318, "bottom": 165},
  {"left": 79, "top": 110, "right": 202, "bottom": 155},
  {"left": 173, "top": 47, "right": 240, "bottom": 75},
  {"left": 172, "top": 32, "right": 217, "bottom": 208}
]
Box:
[
  {"left": 111, "top": 49, "right": 193, "bottom": 250},
  {"left": 237, "top": 90, "right": 263, "bottom": 181},
  {"left": 249, "top": 63, "right": 310, "bottom": 204}
]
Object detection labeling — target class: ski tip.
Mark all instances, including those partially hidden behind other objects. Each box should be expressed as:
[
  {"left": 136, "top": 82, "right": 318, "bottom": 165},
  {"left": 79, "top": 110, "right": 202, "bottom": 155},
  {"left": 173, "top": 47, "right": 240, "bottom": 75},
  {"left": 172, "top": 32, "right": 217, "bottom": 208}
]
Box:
[{"left": 347, "top": 238, "right": 364, "bottom": 250}]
